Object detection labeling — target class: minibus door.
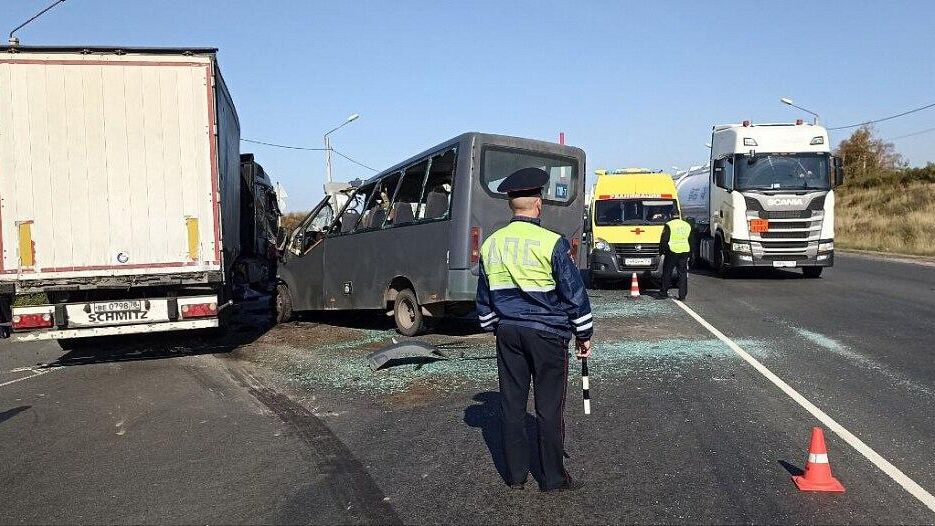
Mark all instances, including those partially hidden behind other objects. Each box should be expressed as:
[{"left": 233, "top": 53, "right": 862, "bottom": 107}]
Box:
[{"left": 279, "top": 196, "right": 333, "bottom": 311}]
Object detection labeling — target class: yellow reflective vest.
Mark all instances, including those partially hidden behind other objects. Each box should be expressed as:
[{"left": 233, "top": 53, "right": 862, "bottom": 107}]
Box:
[
  {"left": 481, "top": 220, "right": 561, "bottom": 292},
  {"left": 665, "top": 219, "right": 691, "bottom": 254}
]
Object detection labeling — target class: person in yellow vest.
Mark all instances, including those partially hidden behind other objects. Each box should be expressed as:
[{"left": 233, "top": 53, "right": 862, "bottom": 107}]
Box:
[
  {"left": 476, "top": 167, "right": 593, "bottom": 493},
  {"left": 658, "top": 209, "right": 693, "bottom": 300}
]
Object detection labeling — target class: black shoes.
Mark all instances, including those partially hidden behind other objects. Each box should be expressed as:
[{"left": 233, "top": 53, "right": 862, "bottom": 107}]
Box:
[
  {"left": 509, "top": 483, "right": 525, "bottom": 491},
  {"left": 540, "top": 477, "right": 585, "bottom": 493}
]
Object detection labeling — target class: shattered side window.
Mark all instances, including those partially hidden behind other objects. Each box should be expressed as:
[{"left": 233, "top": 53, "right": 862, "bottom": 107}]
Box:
[
  {"left": 386, "top": 159, "right": 428, "bottom": 227},
  {"left": 333, "top": 185, "right": 372, "bottom": 234},
  {"left": 357, "top": 172, "right": 401, "bottom": 231},
  {"left": 418, "top": 149, "right": 456, "bottom": 221}
]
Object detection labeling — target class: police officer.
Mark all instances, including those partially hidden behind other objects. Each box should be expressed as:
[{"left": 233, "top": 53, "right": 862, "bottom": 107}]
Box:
[
  {"left": 476, "top": 167, "right": 593, "bottom": 492},
  {"left": 659, "top": 209, "right": 693, "bottom": 300}
]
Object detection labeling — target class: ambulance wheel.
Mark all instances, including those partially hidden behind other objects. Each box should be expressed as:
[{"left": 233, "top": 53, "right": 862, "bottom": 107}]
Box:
[
  {"left": 275, "top": 283, "right": 293, "bottom": 324},
  {"left": 802, "top": 267, "right": 823, "bottom": 279},
  {"left": 393, "top": 288, "right": 424, "bottom": 337}
]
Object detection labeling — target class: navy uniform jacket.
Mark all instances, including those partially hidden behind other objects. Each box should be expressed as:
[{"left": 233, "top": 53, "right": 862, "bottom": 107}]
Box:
[{"left": 476, "top": 217, "right": 594, "bottom": 341}]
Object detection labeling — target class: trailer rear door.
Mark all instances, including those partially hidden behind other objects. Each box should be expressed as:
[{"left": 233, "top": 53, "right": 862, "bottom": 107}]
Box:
[{"left": 0, "top": 53, "right": 222, "bottom": 281}]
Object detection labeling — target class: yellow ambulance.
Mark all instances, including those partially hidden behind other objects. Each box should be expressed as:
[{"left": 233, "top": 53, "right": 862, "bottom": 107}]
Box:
[{"left": 586, "top": 168, "right": 681, "bottom": 285}]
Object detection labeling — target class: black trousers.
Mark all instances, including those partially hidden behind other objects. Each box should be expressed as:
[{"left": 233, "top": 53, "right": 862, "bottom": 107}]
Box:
[
  {"left": 496, "top": 324, "right": 569, "bottom": 490},
  {"left": 661, "top": 252, "right": 689, "bottom": 299}
]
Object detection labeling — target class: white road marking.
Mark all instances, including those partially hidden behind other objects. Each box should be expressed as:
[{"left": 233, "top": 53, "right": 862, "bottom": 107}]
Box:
[
  {"left": 673, "top": 299, "right": 935, "bottom": 514},
  {"left": 0, "top": 366, "right": 62, "bottom": 388}
]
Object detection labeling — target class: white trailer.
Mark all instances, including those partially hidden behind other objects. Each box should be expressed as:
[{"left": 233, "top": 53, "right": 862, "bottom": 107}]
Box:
[
  {"left": 676, "top": 121, "right": 845, "bottom": 278},
  {"left": 0, "top": 46, "right": 245, "bottom": 342}
]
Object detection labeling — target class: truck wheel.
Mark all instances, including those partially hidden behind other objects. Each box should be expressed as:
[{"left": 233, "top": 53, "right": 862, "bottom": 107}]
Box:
[
  {"left": 393, "top": 288, "right": 424, "bottom": 337},
  {"left": 802, "top": 267, "right": 823, "bottom": 278},
  {"left": 275, "top": 284, "right": 293, "bottom": 324},
  {"left": 714, "top": 238, "right": 730, "bottom": 278}
]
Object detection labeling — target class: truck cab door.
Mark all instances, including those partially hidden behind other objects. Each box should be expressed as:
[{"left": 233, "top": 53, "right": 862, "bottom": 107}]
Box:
[
  {"left": 279, "top": 196, "right": 334, "bottom": 311},
  {"left": 711, "top": 157, "right": 734, "bottom": 236}
]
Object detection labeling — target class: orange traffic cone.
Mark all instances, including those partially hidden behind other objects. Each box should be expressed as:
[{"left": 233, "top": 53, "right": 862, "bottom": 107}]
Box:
[
  {"left": 792, "top": 427, "right": 845, "bottom": 492},
  {"left": 629, "top": 272, "right": 640, "bottom": 298}
]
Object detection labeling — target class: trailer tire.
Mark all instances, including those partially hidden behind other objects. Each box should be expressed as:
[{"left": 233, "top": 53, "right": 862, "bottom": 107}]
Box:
[
  {"left": 393, "top": 288, "right": 424, "bottom": 337},
  {"left": 275, "top": 284, "right": 293, "bottom": 324},
  {"left": 802, "top": 267, "right": 823, "bottom": 279}
]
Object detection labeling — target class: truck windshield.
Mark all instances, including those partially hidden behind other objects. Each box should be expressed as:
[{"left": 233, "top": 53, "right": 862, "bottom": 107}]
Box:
[
  {"left": 594, "top": 199, "right": 676, "bottom": 226},
  {"left": 734, "top": 153, "right": 830, "bottom": 191}
]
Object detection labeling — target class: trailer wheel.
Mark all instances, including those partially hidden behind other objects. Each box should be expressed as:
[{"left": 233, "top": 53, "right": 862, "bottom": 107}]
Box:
[
  {"left": 393, "top": 288, "right": 424, "bottom": 337},
  {"left": 802, "top": 267, "right": 823, "bottom": 279},
  {"left": 275, "top": 284, "right": 293, "bottom": 324}
]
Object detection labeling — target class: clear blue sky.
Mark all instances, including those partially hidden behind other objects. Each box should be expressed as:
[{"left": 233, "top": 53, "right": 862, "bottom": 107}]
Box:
[{"left": 5, "top": 0, "right": 934, "bottom": 210}]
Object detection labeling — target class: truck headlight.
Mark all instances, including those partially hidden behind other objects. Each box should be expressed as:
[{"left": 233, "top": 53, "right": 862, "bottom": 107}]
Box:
[
  {"left": 594, "top": 238, "right": 612, "bottom": 252},
  {"left": 819, "top": 242, "right": 834, "bottom": 252},
  {"left": 731, "top": 242, "right": 751, "bottom": 253}
]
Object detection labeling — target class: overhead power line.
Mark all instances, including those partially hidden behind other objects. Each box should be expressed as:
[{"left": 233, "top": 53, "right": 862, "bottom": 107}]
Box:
[
  {"left": 828, "top": 101, "right": 935, "bottom": 131},
  {"left": 330, "top": 147, "right": 379, "bottom": 172},
  {"left": 240, "top": 138, "right": 328, "bottom": 151},
  {"left": 890, "top": 126, "right": 935, "bottom": 140},
  {"left": 240, "top": 138, "right": 379, "bottom": 172}
]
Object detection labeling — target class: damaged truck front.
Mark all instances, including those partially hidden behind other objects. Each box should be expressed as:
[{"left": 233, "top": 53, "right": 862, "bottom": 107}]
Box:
[{"left": 0, "top": 46, "right": 277, "bottom": 344}]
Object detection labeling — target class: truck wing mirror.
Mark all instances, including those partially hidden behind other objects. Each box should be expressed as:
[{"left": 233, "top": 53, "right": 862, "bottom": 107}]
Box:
[{"left": 833, "top": 159, "right": 845, "bottom": 187}]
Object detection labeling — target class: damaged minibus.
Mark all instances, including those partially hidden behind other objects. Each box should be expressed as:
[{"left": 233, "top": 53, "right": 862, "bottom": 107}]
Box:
[{"left": 276, "top": 132, "right": 586, "bottom": 335}]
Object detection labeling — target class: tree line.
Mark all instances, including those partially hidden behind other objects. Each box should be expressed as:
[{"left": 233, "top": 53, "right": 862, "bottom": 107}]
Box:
[{"left": 835, "top": 127, "right": 935, "bottom": 189}]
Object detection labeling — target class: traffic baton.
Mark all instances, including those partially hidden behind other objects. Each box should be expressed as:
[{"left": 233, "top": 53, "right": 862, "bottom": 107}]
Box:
[{"left": 581, "top": 358, "right": 591, "bottom": 414}]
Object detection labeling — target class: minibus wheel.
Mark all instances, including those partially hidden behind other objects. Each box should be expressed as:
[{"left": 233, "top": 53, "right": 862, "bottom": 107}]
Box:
[
  {"left": 393, "top": 289, "right": 424, "bottom": 336},
  {"left": 276, "top": 283, "right": 293, "bottom": 324}
]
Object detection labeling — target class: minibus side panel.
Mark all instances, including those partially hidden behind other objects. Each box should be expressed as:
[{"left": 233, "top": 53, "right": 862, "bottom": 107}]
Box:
[{"left": 321, "top": 221, "right": 450, "bottom": 310}]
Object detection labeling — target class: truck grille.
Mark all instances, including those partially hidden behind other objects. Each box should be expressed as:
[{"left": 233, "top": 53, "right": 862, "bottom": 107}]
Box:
[
  {"left": 759, "top": 210, "right": 813, "bottom": 220},
  {"left": 760, "top": 231, "right": 809, "bottom": 239},
  {"left": 613, "top": 243, "right": 659, "bottom": 257},
  {"left": 760, "top": 241, "right": 809, "bottom": 249},
  {"left": 761, "top": 254, "right": 809, "bottom": 261}
]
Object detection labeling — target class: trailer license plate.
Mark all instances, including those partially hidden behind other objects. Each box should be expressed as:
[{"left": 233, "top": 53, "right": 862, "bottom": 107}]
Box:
[
  {"left": 624, "top": 258, "right": 652, "bottom": 266},
  {"left": 772, "top": 261, "right": 797, "bottom": 268},
  {"left": 88, "top": 301, "right": 149, "bottom": 323}
]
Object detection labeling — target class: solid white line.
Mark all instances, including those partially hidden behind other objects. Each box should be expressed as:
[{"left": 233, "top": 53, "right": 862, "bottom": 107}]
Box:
[
  {"left": 0, "top": 366, "right": 62, "bottom": 388},
  {"left": 673, "top": 299, "right": 935, "bottom": 513}
]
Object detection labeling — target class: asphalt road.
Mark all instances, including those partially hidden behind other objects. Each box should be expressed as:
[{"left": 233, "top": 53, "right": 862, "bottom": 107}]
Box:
[{"left": 1, "top": 251, "right": 933, "bottom": 524}]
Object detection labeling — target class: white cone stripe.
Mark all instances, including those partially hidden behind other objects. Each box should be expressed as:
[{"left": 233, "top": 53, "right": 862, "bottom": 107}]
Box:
[
  {"left": 583, "top": 399, "right": 591, "bottom": 415},
  {"left": 478, "top": 311, "right": 497, "bottom": 321},
  {"left": 572, "top": 313, "right": 593, "bottom": 325},
  {"left": 673, "top": 299, "right": 935, "bottom": 514},
  {"left": 576, "top": 322, "right": 593, "bottom": 332},
  {"left": 582, "top": 377, "right": 589, "bottom": 390},
  {"left": 480, "top": 317, "right": 499, "bottom": 328},
  {"left": 808, "top": 453, "right": 829, "bottom": 464}
]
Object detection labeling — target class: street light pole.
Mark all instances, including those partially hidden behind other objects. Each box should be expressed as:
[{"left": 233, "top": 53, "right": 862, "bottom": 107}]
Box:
[
  {"left": 323, "top": 113, "right": 360, "bottom": 185},
  {"left": 780, "top": 97, "right": 820, "bottom": 125}
]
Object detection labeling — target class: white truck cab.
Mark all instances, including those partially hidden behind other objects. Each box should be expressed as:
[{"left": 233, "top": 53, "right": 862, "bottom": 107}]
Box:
[{"left": 677, "top": 121, "right": 844, "bottom": 277}]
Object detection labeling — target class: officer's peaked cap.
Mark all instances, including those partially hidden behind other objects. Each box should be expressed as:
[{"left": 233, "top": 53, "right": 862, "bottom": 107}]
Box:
[{"left": 497, "top": 167, "right": 549, "bottom": 197}]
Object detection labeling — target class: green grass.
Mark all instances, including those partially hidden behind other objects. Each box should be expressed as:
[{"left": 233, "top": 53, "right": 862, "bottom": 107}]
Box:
[{"left": 835, "top": 181, "right": 935, "bottom": 257}]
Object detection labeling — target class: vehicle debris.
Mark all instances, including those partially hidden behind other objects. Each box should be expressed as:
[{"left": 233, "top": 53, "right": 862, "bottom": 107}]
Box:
[{"left": 367, "top": 339, "right": 465, "bottom": 371}]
